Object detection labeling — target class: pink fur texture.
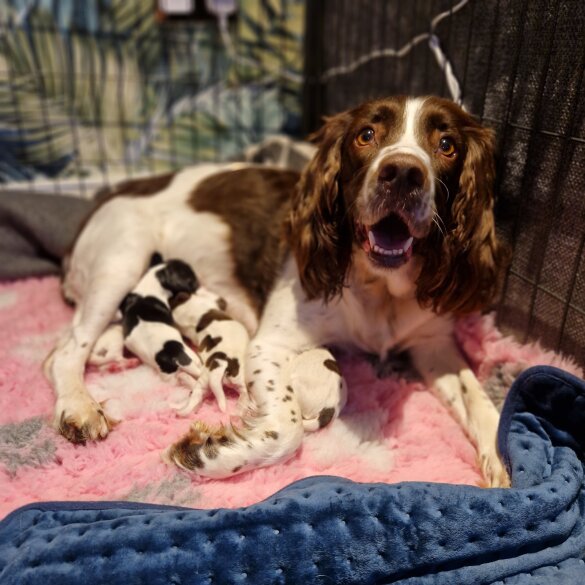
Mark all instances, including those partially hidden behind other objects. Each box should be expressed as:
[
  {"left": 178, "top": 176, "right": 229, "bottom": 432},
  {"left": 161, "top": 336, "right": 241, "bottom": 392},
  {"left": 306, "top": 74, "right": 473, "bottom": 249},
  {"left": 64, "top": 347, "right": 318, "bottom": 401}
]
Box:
[{"left": 0, "top": 277, "right": 581, "bottom": 518}]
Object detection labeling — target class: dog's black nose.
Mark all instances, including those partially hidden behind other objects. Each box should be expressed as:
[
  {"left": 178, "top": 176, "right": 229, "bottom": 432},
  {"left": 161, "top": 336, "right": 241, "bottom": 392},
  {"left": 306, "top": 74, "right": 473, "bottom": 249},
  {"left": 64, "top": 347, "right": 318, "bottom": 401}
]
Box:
[{"left": 378, "top": 154, "right": 426, "bottom": 191}]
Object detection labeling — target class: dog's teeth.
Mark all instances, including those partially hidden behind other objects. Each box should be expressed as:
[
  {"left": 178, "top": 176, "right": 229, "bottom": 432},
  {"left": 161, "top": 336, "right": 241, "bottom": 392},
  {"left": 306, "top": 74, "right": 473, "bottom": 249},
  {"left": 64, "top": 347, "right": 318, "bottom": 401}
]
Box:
[
  {"left": 368, "top": 231, "right": 376, "bottom": 248},
  {"left": 372, "top": 243, "right": 411, "bottom": 257}
]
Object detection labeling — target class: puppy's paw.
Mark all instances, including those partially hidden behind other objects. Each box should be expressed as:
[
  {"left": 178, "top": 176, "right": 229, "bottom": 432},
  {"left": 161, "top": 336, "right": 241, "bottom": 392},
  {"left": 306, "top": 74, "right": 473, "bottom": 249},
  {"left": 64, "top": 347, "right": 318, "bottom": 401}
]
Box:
[
  {"left": 88, "top": 325, "right": 125, "bottom": 367},
  {"left": 171, "top": 375, "right": 205, "bottom": 415},
  {"left": 479, "top": 452, "right": 511, "bottom": 488},
  {"left": 54, "top": 395, "right": 112, "bottom": 444}
]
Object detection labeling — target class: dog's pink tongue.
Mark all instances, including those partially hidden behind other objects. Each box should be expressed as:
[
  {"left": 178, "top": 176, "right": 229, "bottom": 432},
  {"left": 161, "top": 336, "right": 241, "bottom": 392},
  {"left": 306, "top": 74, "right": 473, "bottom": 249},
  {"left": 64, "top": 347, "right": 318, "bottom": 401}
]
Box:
[{"left": 368, "top": 214, "right": 412, "bottom": 251}]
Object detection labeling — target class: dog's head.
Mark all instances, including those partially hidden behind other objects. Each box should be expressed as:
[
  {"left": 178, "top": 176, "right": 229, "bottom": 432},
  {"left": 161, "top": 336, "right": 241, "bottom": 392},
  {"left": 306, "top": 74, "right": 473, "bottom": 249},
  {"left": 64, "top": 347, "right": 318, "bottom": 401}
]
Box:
[{"left": 288, "top": 95, "right": 506, "bottom": 314}]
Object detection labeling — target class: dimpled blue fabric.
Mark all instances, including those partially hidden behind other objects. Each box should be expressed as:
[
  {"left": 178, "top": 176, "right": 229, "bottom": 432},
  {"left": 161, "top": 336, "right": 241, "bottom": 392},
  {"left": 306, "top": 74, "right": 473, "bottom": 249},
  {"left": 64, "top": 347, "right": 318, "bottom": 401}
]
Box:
[{"left": 1, "top": 366, "right": 584, "bottom": 585}]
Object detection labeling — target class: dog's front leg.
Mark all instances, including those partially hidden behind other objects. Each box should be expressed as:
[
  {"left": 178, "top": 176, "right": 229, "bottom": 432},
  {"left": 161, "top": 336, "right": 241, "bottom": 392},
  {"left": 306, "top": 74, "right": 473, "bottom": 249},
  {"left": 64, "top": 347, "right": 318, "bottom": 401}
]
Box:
[{"left": 410, "top": 338, "right": 510, "bottom": 488}]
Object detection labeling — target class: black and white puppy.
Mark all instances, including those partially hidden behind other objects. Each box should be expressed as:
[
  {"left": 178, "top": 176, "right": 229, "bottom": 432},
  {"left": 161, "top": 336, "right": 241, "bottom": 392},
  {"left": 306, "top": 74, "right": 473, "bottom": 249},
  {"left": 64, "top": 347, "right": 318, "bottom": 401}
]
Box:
[
  {"left": 119, "top": 258, "right": 211, "bottom": 408},
  {"left": 171, "top": 287, "right": 249, "bottom": 414}
]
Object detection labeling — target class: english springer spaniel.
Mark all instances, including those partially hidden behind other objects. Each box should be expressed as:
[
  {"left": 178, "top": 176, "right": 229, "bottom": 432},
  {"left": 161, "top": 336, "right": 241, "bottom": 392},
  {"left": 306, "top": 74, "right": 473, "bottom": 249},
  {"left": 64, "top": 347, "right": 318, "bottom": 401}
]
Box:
[{"left": 45, "top": 95, "right": 509, "bottom": 487}]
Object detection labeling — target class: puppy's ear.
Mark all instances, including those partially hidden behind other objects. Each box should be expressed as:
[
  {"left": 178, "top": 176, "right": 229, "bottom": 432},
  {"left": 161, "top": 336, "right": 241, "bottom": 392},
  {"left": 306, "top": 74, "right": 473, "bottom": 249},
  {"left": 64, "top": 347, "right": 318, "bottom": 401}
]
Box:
[
  {"left": 287, "top": 111, "right": 352, "bottom": 301},
  {"left": 119, "top": 292, "right": 140, "bottom": 316},
  {"left": 156, "top": 260, "right": 199, "bottom": 295},
  {"left": 169, "top": 291, "right": 192, "bottom": 310}
]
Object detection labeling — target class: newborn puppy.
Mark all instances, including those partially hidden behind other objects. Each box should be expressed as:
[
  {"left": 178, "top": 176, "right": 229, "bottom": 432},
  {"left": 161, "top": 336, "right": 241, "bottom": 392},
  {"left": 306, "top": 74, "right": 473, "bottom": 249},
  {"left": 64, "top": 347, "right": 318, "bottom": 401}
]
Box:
[
  {"left": 172, "top": 286, "right": 249, "bottom": 414},
  {"left": 120, "top": 258, "right": 212, "bottom": 409}
]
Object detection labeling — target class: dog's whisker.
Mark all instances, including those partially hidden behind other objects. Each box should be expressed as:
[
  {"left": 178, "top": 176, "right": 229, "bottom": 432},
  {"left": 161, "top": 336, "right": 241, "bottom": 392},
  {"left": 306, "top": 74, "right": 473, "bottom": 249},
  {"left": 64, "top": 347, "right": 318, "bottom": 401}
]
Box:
[
  {"left": 435, "top": 177, "right": 451, "bottom": 202},
  {"left": 432, "top": 213, "right": 447, "bottom": 238}
]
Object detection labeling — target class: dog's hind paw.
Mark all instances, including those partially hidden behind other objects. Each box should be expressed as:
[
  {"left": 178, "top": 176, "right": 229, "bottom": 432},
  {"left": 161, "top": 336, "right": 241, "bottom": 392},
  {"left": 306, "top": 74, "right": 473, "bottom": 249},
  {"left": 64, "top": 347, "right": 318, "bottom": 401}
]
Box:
[{"left": 54, "top": 395, "right": 112, "bottom": 444}]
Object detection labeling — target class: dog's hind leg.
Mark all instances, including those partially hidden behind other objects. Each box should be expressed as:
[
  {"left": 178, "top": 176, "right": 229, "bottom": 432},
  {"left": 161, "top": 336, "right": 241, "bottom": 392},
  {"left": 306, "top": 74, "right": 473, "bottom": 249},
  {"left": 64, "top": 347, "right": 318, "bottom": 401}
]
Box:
[{"left": 45, "top": 257, "right": 150, "bottom": 443}]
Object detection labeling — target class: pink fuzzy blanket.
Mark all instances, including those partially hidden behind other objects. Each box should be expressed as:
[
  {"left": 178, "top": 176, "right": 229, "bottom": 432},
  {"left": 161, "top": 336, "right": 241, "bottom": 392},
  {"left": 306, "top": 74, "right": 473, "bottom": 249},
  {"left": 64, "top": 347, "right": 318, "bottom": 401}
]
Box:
[{"left": 0, "top": 277, "right": 581, "bottom": 518}]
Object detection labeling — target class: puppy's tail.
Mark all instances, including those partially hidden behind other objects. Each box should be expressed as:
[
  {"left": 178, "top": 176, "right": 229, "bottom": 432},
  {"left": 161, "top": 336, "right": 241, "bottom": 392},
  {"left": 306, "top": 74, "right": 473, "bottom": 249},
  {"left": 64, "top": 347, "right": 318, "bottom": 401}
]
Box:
[{"left": 165, "top": 394, "right": 304, "bottom": 478}]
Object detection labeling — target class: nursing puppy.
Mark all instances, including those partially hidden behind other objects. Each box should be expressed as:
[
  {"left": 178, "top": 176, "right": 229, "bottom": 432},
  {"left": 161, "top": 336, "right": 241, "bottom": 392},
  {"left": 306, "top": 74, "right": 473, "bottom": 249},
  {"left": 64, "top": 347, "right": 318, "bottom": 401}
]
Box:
[
  {"left": 171, "top": 286, "right": 250, "bottom": 414},
  {"left": 119, "top": 258, "right": 211, "bottom": 408}
]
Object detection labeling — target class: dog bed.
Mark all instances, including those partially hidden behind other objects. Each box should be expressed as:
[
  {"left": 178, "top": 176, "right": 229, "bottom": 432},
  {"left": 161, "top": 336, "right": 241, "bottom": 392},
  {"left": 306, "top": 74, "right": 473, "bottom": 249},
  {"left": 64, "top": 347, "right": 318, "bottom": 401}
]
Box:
[
  {"left": 1, "top": 366, "right": 584, "bottom": 584},
  {"left": 1, "top": 276, "right": 581, "bottom": 518}
]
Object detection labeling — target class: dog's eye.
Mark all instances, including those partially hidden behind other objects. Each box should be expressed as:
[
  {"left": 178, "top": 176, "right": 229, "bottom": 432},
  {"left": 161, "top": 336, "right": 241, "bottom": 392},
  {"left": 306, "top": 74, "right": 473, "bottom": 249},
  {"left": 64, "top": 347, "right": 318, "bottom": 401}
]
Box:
[
  {"left": 438, "top": 137, "right": 456, "bottom": 157},
  {"left": 356, "top": 127, "right": 375, "bottom": 146}
]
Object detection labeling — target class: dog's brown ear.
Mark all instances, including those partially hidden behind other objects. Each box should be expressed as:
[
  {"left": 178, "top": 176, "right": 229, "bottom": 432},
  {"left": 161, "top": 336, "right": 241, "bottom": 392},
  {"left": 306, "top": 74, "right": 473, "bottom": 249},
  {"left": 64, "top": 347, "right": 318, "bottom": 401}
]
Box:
[
  {"left": 287, "top": 112, "right": 352, "bottom": 301},
  {"left": 417, "top": 116, "right": 508, "bottom": 314}
]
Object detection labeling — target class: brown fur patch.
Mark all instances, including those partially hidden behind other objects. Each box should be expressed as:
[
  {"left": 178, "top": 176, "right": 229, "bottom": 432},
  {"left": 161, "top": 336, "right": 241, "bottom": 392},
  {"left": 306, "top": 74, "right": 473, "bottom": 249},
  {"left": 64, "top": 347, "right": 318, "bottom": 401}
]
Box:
[
  {"left": 203, "top": 439, "right": 219, "bottom": 459},
  {"left": 191, "top": 168, "right": 300, "bottom": 313},
  {"left": 264, "top": 430, "right": 279, "bottom": 440},
  {"left": 323, "top": 359, "right": 341, "bottom": 375},
  {"left": 168, "top": 291, "right": 192, "bottom": 310},
  {"left": 226, "top": 358, "right": 240, "bottom": 378},
  {"left": 318, "top": 407, "right": 335, "bottom": 428},
  {"left": 66, "top": 172, "right": 177, "bottom": 265},
  {"left": 170, "top": 435, "right": 205, "bottom": 469},
  {"left": 196, "top": 309, "right": 232, "bottom": 333},
  {"left": 205, "top": 352, "right": 240, "bottom": 377},
  {"left": 94, "top": 173, "right": 176, "bottom": 202},
  {"left": 200, "top": 334, "right": 222, "bottom": 352}
]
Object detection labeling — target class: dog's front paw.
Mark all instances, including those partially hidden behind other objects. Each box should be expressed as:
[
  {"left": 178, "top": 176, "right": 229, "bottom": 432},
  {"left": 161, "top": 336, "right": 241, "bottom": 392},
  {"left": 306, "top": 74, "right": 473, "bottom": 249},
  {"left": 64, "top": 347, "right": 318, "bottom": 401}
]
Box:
[
  {"left": 479, "top": 452, "right": 511, "bottom": 488},
  {"left": 54, "top": 395, "right": 112, "bottom": 444}
]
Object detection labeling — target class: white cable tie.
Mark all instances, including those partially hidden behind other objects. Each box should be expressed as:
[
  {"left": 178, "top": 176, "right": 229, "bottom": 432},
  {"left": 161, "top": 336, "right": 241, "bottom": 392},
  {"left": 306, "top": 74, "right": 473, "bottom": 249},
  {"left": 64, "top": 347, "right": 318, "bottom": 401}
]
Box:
[
  {"left": 320, "top": 0, "right": 470, "bottom": 85},
  {"left": 428, "top": 35, "right": 463, "bottom": 105},
  {"left": 430, "top": 0, "right": 470, "bottom": 31},
  {"left": 320, "top": 33, "right": 430, "bottom": 82}
]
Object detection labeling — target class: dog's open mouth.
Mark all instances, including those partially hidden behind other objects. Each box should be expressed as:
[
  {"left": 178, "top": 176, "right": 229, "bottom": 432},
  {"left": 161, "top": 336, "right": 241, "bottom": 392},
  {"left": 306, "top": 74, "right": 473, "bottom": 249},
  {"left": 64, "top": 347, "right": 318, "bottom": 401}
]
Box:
[{"left": 361, "top": 213, "right": 414, "bottom": 269}]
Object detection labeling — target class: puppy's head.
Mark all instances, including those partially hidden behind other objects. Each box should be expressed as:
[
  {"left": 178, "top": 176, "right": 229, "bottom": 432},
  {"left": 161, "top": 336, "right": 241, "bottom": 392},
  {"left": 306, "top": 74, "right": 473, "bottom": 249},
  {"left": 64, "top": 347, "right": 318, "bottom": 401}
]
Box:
[{"left": 155, "top": 260, "right": 200, "bottom": 296}]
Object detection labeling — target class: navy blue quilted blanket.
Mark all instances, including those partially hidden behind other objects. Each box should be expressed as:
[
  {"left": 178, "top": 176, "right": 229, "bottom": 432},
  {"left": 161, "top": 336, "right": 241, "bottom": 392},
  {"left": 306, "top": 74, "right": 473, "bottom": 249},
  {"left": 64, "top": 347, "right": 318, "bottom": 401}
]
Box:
[{"left": 1, "top": 365, "right": 584, "bottom": 584}]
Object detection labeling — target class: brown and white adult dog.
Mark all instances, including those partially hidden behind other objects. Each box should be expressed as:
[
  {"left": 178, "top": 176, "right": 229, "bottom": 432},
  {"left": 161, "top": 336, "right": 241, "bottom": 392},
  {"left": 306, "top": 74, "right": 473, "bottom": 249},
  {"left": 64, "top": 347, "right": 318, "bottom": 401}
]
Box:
[{"left": 45, "top": 95, "right": 509, "bottom": 487}]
